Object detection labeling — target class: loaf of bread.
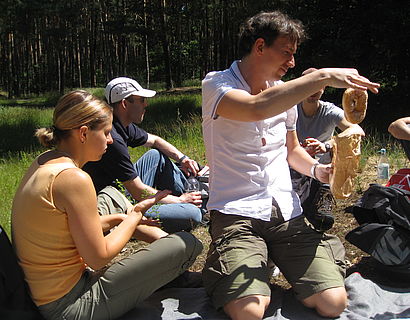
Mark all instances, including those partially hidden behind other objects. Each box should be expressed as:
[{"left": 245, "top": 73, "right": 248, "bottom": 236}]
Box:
[{"left": 329, "top": 132, "right": 362, "bottom": 199}]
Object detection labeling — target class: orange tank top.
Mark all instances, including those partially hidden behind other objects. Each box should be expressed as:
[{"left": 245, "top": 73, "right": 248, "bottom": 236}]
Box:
[{"left": 12, "top": 156, "right": 86, "bottom": 306}]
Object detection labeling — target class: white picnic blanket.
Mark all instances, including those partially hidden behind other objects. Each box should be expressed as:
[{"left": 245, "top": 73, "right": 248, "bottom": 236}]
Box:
[{"left": 119, "top": 272, "right": 410, "bottom": 319}]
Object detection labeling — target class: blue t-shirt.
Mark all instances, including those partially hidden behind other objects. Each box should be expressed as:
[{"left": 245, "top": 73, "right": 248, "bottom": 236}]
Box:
[{"left": 83, "top": 116, "right": 148, "bottom": 193}]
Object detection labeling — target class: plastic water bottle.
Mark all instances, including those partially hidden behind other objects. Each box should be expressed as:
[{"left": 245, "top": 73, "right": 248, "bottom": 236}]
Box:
[
  {"left": 377, "top": 148, "right": 390, "bottom": 184},
  {"left": 184, "top": 176, "right": 200, "bottom": 193}
]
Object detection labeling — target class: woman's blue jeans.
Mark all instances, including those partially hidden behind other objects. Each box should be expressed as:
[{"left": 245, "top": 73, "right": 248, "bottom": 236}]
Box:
[{"left": 134, "top": 149, "right": 202, "bottom": 233}]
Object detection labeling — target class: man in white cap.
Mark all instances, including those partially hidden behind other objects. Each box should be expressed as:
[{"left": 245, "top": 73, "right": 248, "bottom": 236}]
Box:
[{"left": 83, "top": 77, "right": 203, "bottom": 239}]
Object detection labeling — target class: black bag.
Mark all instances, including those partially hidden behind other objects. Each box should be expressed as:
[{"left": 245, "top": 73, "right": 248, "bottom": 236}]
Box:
[
  {"left": 0, "top": 225, "right": 43, "bottom": 319},
  {"left": 290, "top": 168, "right": 322, "bottom": 210},
  {"left": 345, "top": 184, "right": 410, "bottom": 278}
]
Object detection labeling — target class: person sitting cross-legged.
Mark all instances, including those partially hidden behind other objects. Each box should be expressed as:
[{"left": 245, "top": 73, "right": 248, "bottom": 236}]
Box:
[
  {"left": 11, "top": 90, "right": 203, "bottom": 320},
  {"left": 83, "top": 77, "right": 203, "bottom": 237}
]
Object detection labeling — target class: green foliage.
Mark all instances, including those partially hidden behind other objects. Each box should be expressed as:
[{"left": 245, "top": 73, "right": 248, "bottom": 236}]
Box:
[
  {"left": 181, "top": 79, "right": 202, "bottom": 87},
  {"left": 1, "top": 0, "right": 409, "bottom": 130}
]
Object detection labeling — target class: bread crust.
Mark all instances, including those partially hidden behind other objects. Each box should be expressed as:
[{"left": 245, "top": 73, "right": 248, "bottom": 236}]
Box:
[
  {"left": 330, "top": 133, "right": 362, "bottom": 199},
  {"left": 342, "top": 88, "right": 368, "bottom": 124}
]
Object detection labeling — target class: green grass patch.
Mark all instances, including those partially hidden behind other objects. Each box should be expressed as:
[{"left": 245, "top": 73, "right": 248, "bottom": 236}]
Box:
[
  {"left": 0, "top": 92, "right": 204, "bottom": 237},
  {"left": 0, "top": 106, "right": 53, "bottom": 155},
  {"left": 0, "top": 90, "right": 408, "bottom": 239},
  {"left": 0, "top": 152, "right": 37, "bottom": 236}
]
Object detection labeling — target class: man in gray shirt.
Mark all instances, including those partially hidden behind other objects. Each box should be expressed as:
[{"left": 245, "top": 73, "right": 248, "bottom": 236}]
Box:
[{"left": 293, "top": 67, "right": 364, "bottom": 231}]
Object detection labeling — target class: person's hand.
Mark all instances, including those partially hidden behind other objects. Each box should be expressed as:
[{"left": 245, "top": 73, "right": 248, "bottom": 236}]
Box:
[
  {"left": 302, "top": 138, "right": 325, "bottom": 156},
  {"left": 180, "top": 158, "right": 200, "bottom": 176},
  {"left": 320, "top": 68, "right": 380, "bottom": 94},
  {"left": 130, "top": 190, "right": 171, "bottom": 218},
  {"left": 339, "top": 125, "right": 366, "bottom": 138},
  {"left": 314, "top": 163, "right": 332, "bottom": 183},
  {"left": 179, "top": 191, "right": 202, "bottom": 207},
  {"left": 139, "top": 216, "right": 162, "bottom": 227}
]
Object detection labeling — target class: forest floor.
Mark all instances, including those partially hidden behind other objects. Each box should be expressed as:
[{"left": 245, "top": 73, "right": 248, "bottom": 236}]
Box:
[{"left": 117, "top": 155, "right": 408, "bottom": 289}]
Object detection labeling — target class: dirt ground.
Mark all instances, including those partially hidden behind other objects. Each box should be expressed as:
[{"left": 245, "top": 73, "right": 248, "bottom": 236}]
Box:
[{"left": 119, "top": 154, "right": 408, "bottom": 289}]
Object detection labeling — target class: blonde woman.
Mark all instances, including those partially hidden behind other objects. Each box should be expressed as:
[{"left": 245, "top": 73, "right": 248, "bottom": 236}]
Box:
[{"left": 11, "top": 90, "right": 202, "bottom": 320}]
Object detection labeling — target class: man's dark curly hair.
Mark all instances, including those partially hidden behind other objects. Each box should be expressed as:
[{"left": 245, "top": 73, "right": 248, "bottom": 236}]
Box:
[{"left": 238, "top": 11, "right": 307, "bottom": 59}]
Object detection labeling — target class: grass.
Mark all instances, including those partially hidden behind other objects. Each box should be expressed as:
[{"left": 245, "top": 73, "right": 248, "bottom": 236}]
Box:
[
  {"left": 1, "top": 89, "right": 409, "bottom": 295},
  {"left": 0, "top": 88, "right": 408, "bottom": 241},
  {"left": 0, "top": 153, "right": 34, "bottom": 235},
  {"left": 0, "top": 90, "right": 204, "bottom": 236}
]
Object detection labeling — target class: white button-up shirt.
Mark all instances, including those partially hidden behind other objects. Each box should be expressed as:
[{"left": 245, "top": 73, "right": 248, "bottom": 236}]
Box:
[{"left": 202, "top": 61, "right": 302, "bottom": 221}]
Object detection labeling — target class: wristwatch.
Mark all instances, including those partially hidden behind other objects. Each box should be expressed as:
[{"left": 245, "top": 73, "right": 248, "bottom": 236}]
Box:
[
  {"left": 324, "top": 142, "right": 331, "bottom": 153},
  {"left": 178, "top": 155, "right": 188, "bottom": 164}
]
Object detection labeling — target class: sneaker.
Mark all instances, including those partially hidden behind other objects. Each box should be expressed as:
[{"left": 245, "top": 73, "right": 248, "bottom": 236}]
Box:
[
  {"left": 304, "top": 184, "right": 336, "bottom": 231},
  {"left": 267, "top": 259, "right": 281, "bottom": 278}
]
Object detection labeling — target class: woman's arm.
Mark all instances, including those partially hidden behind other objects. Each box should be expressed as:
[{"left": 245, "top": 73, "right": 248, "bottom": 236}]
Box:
[
  {"left": 53, "top": 168, "right": 166, "bottom": 270},
  {"left": 100, "top": 214, "right": 127, "bottom": 233}
]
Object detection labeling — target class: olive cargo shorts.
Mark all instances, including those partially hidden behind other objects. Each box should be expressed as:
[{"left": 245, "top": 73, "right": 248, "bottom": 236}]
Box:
[{"left": 203, "top": 210, "right": 346, "bottom": 309}]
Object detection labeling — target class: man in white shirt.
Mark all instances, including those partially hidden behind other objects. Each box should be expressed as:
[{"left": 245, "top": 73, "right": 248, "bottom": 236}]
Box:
[{"left": 201, "top": 11, "right": 380, "bottom": 320}]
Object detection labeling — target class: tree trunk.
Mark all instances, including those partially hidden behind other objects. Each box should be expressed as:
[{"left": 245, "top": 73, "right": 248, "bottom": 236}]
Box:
[
  {"left": 159, "top": 0, "right": 173, "bottom": 89},
  {"left": 144, "top": 0, "right": 150, "bottom": 87}
]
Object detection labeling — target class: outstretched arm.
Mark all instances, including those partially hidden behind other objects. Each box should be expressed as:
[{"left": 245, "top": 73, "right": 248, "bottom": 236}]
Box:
[
  {"left": 216, "top": 68, "right": 379, "bottom": 122},
  {"left": 388, "top": 117, "right": 410, "bottom": 140}
]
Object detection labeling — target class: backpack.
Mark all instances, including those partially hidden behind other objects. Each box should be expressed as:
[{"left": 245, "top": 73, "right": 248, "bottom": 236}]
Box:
[
  {"left": 0, "top": 225, "right": 43, "bottom": 319},
  {"left": 386, "top": 168, "right": 410, "bottom": 193},
  {"left": 345, "top": 184, "right": 410, "bottom": 279}
]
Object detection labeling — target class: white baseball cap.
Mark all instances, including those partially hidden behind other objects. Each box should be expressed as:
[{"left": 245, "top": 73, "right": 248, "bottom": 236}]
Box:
[{"left": 105, "top": 77, "right": 156, "bottom": 104}]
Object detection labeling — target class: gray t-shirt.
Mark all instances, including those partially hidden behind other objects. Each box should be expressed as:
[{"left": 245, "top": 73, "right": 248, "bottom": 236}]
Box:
[{"left": 296, "top": 101, "right": 344, "bottom": 163}]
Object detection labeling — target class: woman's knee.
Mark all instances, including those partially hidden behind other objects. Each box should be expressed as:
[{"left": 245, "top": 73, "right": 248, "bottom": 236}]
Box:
[{"left": 169, "top": 231, "right": 203, "bottom": 262}]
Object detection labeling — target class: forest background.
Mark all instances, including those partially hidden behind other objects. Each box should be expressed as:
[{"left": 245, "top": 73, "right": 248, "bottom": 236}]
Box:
[{"left": 1, "top": 0, "right": 409, "bottom": 131}]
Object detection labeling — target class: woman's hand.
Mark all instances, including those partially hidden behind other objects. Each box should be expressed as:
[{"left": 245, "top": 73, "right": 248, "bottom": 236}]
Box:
[{"left": 130, "top": 189, "right": 171, "bottom": 217}]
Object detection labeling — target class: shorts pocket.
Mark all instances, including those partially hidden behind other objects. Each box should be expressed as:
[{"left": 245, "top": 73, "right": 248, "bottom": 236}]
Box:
[{"left": 205, "top": 235, "right": 231, "bottom": 276}]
